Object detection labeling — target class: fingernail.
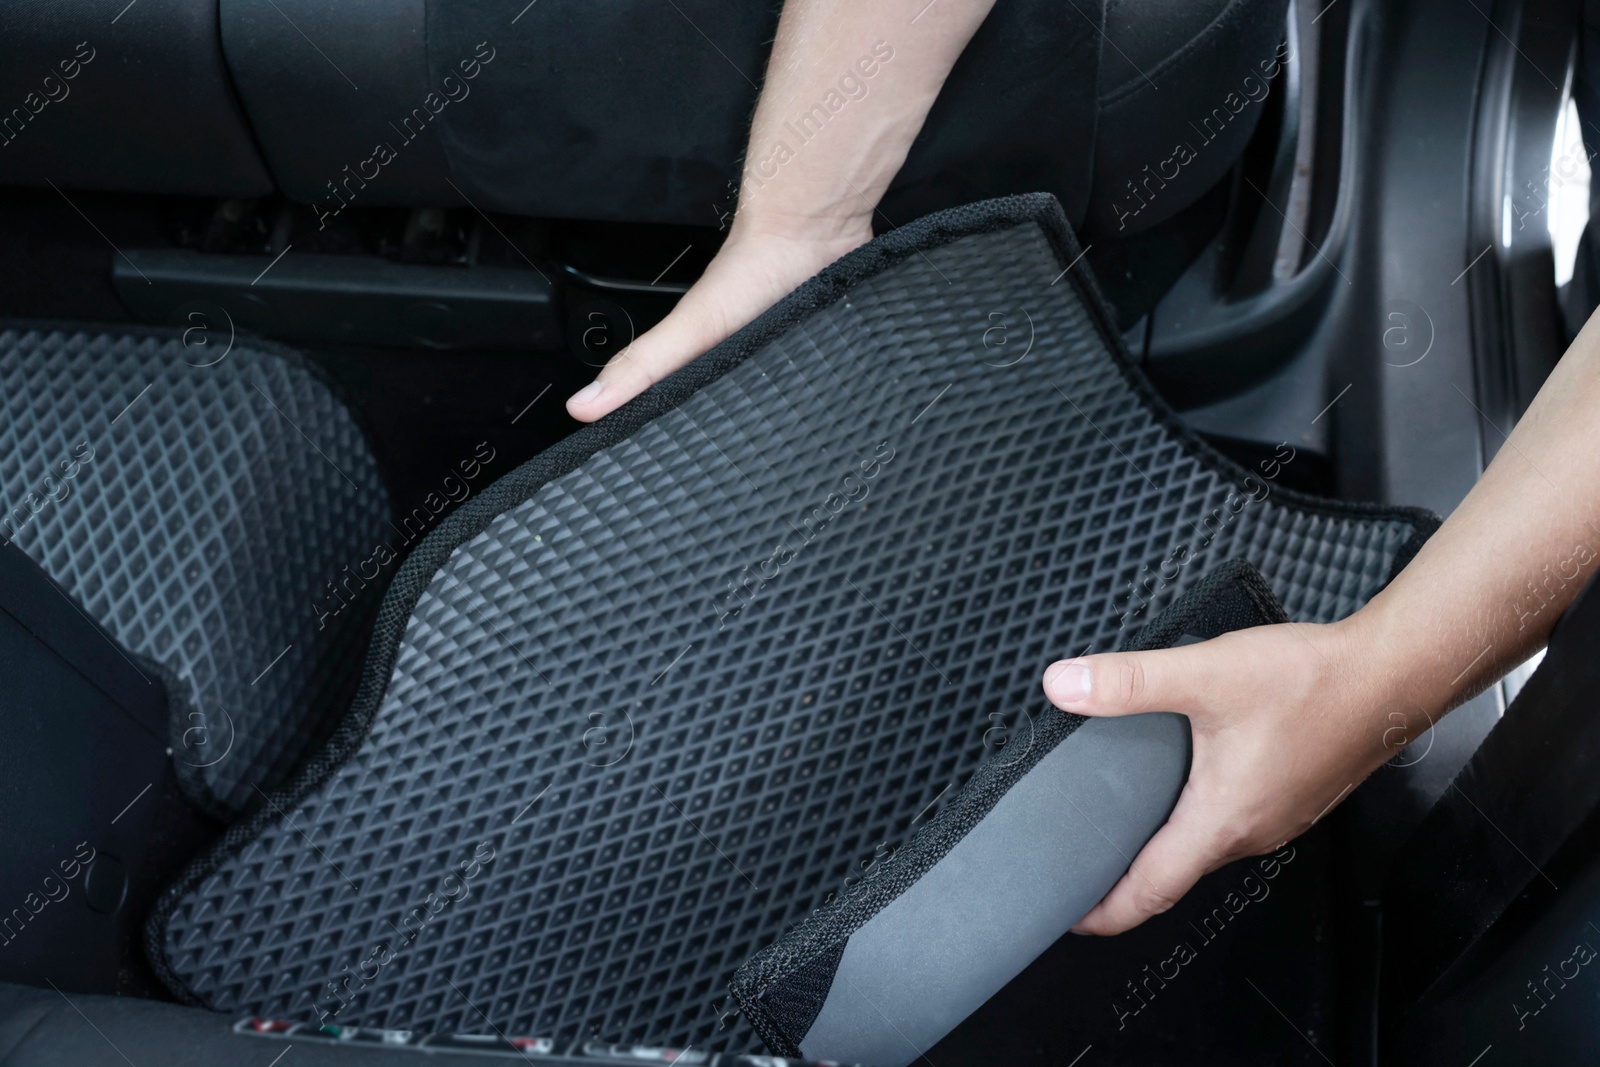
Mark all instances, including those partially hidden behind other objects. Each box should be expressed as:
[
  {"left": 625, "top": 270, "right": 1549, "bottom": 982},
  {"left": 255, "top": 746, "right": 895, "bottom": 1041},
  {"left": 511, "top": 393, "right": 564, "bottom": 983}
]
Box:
[
  {"left": 1046, "top": 661, "right": 1092, "bottom": 704},
  {"left": 570, "top": 381, "right": 605, "bottom": 407}
]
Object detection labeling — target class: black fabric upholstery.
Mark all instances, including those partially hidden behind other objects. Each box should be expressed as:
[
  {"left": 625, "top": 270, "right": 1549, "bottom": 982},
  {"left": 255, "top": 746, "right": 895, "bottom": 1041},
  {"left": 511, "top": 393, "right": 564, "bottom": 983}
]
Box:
[
  {"left": 421, "top": 0, "right": 784, "bottom": 227},
  {"left": 0, "top": 325, "right": 391, "bottom": 816},
  {"left": 425, "top": 0, "right": 1104, "bottom": 228},
  {"left": 149, "top": 193, "right": 1436, "bottom": 1054},
  {"left": 1, "top": 0, "right": 1289, "bottom": 234},
  {"left": 0, "top": 0, "right": 271, "bottom": 195},
  {"left": 219, "top": 0, "right": 453, "bottom": 209},
  {"left": 241, "top": 0, "right": 1103, "bottom": 228},
  {"left": 877, "top": 0, "right": 1102, "bottom": 227}
]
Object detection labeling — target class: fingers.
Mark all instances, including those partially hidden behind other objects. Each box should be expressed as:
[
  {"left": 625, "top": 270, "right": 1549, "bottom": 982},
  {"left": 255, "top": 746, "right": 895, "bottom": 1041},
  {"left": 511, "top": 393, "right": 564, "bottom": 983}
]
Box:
[
  {"left": 1042, "top": 645, "right": 1216, "bottom": 718},
  {"left": 1071, "top": 802, "right": 1233, "bottom": 935},
  {"left": 1047, "top": 623, "right": 1360, "bottom": 934},
  {"left": 564, "top": 238, "right": 771, "bottom": 423},
  {"left": 564, "top": 221, "right": 879, "bottom": 422},
  {"left": 565, "top": 311, "right": 711, "bottom": 422},
  {"left": 564, "top": 224, "right": 875, "bottom": 422}
]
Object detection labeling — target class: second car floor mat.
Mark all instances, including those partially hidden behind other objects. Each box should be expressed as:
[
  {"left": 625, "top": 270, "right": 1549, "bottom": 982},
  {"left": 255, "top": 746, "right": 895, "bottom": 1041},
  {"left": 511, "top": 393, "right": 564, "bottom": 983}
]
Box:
[
  {"left": 0, "top": 326, "right": 390, "bottom": 816},
  {"left": 149, "top": 194, "right": 1436, "bottom": 1053}
]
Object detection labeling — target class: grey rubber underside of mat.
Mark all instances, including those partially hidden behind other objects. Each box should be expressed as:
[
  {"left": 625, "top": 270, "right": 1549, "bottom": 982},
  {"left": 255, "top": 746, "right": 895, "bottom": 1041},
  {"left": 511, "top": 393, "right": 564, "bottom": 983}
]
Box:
[
  {"left": 0, "top": 328, "right": 390, "bottom": 814},
  {"left": 158, "top": 211, "right": 1420, "bottom": 1051},
  {"left": 800, "top": 714, "right": 1187, "bottom": 1066},
  {"left": 796, "top": 630, "right": 1205, "bottom": 1065}
]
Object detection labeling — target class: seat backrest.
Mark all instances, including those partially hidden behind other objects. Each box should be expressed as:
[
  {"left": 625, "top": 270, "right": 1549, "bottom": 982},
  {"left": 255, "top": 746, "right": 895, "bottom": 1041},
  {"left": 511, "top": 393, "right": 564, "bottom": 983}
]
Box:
[{"left": 0, "top": 0, "right": 270, "bottom": 195}]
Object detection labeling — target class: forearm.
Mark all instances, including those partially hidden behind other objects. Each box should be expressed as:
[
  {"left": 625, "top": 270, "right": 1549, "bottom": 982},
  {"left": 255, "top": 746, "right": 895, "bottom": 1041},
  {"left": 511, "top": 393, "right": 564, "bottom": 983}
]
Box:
[
  {"left": 567, "top": 0, "right": 996, "bottom": 421},
  {"left": 1347, "top": 309, "right": 1600, "bottom": 728},
  {"left": 735, "top": 0, "right": 996, "bottom": 237}
]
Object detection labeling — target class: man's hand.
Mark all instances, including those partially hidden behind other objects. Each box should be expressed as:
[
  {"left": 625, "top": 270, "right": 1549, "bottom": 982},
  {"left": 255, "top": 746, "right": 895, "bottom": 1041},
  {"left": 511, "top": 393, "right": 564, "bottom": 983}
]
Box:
[
  {"left": 1038, "top": 299, "right": 1600, "bottom": 936},
  {"left": 1041, "top": 619, "right": 1399, "bottom": 935},
  {"left": 563, "top": 0, "right": 998, "bottom": 421},
  {"left": 566, "top": 215, "right": 871, "bottom": 422}
]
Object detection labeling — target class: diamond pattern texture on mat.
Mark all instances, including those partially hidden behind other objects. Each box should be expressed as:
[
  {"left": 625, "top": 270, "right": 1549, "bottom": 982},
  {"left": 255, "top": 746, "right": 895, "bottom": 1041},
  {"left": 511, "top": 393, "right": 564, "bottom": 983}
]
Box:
[
  {"left": 0, "top": 329, "right": 389, "bottom": 813},
  {"left": 161, "top": 223, "right": 1419, "bottom": 1051}
]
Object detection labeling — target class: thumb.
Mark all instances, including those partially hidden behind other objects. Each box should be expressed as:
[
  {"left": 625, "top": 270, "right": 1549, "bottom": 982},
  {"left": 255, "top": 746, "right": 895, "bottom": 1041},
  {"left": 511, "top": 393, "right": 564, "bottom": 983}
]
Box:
[{"left": 1042, "top": 646, "right": 1215, "bottom": 717}]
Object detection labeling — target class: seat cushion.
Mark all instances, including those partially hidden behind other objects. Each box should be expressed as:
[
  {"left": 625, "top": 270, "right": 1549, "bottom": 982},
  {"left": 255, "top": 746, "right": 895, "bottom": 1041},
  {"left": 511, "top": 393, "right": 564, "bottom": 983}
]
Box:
[
  {"left": 223, "top": 0, "right": 1104, "bottom": 228},
  {"left": 1, "top": 0, "right": 1290, "bottom": 238}
]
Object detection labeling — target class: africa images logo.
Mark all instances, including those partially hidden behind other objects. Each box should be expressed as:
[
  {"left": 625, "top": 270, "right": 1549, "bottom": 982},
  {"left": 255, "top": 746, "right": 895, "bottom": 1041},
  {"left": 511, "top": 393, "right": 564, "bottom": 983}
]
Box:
[
  {"left": 1109, "top": 38, "right": 1294, "bottom": 231},
  {"left": 313, "top": 841, "right": 496, "bottom": 1022}
]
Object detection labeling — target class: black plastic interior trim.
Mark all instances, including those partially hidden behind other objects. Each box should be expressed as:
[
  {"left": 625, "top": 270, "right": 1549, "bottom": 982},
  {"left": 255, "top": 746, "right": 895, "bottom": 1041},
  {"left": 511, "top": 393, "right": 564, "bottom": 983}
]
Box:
[{"left": 1382, "top": 569, "right": 1600, "bottom": 1013}]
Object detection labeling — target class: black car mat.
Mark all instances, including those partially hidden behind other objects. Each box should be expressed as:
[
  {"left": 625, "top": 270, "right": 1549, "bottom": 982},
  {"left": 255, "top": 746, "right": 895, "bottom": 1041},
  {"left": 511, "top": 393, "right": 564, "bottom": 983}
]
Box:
[
  {"left": 0, "top": 324, "right": 391, "bottom": 817},
  {"left": 149, "top": 193, "right": 1436, "bottom": 1054},
  {"left": 731, "top": 558, "right": 1289, "bottom": 1064}
]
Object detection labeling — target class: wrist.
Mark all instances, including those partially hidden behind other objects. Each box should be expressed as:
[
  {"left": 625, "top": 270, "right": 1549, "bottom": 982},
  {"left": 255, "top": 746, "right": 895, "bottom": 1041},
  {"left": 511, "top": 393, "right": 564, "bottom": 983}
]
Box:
[
  {"left": 729, "top": 191, "right": 875, "bottom": 251},
  {"left": 1332, "top": 596, "right": 1452, "bottom": 753}
]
